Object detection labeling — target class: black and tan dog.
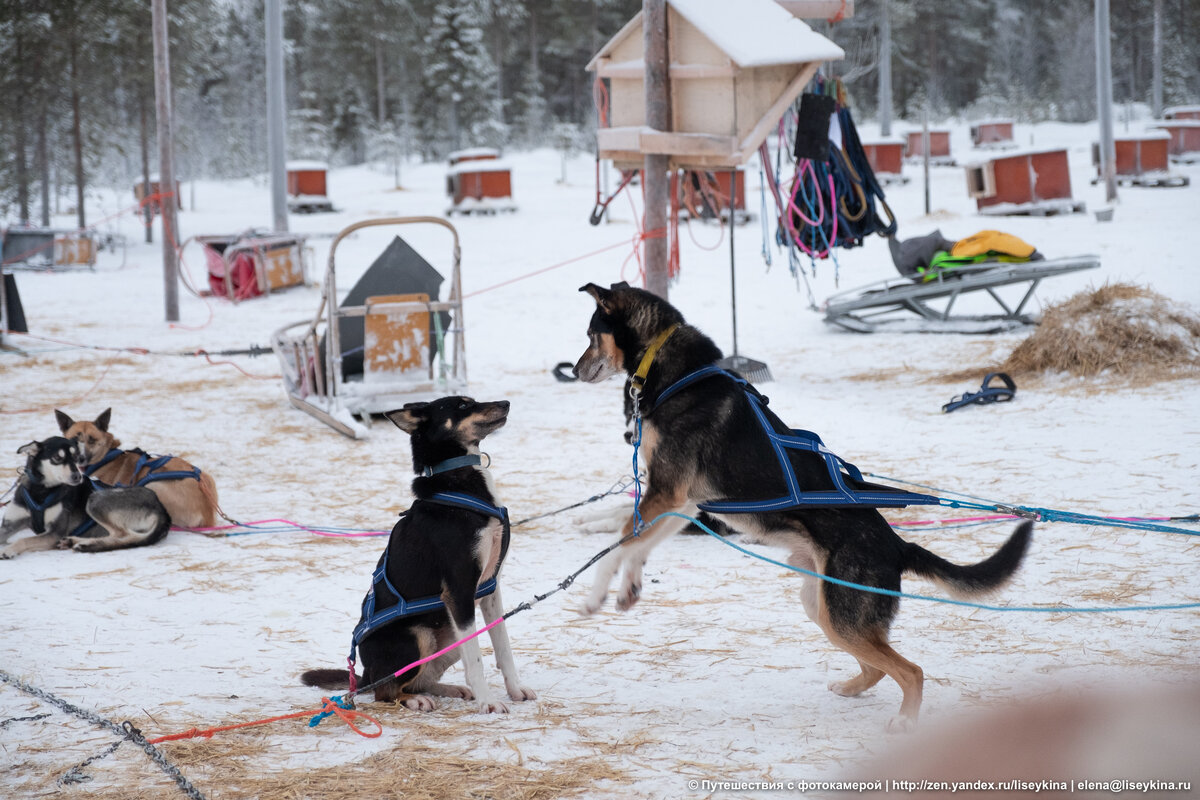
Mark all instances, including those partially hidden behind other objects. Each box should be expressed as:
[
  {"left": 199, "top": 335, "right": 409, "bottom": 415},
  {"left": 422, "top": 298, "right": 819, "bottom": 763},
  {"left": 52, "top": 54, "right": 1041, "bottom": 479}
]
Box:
[
  {"left": 0, "top": 437, "right": 171, "bottom": 558},
  {"left": 573, "top": 282, "right": 1031, "bottom": 731},
  {"left": 56, "top": 408, "right": 219, "bottom": 528},
  {"left": 302, "top": 397, "right": 535, "bottom": 713}
]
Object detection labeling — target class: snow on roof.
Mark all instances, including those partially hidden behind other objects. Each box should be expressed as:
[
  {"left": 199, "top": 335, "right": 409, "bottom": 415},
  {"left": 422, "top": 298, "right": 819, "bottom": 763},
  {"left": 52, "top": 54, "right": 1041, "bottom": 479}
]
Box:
[
  {"left": 448, "top": 147, "right": 501, "bottom": 162},
  {"left": 286, "top": 160, "right": 328, "bottom": 171},
  {"left": 448, "top": 160, "right": 512, "bottom": 175},
  {"left": 1156, "top": 119, "right": 1200, "bottom": 128},
  {"left": 670, "top": 0, "right": 843, "bottom": 67},
  {"left": 588, "top": 0, "right": 843, "bottom": 71},
  {"left": 1164, "top": 105, "right": 1200, "bottom": 115},
  {"left": 1113, "top": 130, "right": 1171, "bottom": 141}
]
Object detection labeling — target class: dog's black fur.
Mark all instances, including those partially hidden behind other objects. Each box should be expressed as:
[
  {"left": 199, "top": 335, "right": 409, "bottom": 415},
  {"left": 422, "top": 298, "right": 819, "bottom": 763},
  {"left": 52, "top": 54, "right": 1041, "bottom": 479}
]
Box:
[
  {"left": 573, "top": 282, "right": 1032, "bottom": 731},
  {"left": 0, "top": 436, "right": 171, "bottom": 558},
  {"left": 301, "top": 396, "right": 535, "bottom": 713}
]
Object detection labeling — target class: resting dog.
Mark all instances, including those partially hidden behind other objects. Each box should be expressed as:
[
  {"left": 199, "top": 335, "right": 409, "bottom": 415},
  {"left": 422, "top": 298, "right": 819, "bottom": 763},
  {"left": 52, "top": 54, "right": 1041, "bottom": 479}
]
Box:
[
  {"left": 302, "top": 396, "right": 535, "bottom": 713},
  {"left": 0, "top": 437, "right": 171, "bottom": 558},
  {"left": 573, "top": 282, "right": 1031, "bottom": 731},
  {"left": 56, "top": 408, "right": 219, "bottom": 528}
]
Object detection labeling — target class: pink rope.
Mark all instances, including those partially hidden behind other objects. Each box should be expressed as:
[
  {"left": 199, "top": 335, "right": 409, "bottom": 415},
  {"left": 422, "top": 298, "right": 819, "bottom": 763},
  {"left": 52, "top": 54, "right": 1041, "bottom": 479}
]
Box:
[{"left": 176, "top": 518, "right": 389, "bottom": 537}]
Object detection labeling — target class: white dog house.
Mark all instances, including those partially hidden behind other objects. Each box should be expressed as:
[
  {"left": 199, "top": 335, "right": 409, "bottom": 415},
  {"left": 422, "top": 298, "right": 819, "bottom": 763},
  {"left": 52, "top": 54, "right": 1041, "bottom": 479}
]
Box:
[{"left": 586, "top": 0, "right": 843, "bottom": 171}]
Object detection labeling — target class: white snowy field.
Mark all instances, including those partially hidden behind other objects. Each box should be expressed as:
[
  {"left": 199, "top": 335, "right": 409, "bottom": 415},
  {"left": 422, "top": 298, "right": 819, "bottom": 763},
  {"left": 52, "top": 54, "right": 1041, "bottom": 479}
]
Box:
[{"left": 1, "top": 119, "right": 1199, "bottom": 798}]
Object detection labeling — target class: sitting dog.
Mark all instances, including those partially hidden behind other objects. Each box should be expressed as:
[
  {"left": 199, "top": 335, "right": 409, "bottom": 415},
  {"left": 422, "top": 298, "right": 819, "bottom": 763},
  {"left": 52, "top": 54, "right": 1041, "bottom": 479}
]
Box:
[
  {"left": 1, "top": 437, "right": 171, "bottom": 558},
  {"left": 55, "top": 408, "right": 219, "bottom": 528},
  {"left": 302, "top": 396, "right": 536, "bottom": 713},
  {"left": 573, "top": 282, "right": 1032, "bottom": 731}
]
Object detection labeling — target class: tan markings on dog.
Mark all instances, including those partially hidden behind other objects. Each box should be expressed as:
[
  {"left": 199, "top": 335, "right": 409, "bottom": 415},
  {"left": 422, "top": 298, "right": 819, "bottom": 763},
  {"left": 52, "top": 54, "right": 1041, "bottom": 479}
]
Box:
[
  {"left": 619, "top": 483, "right": 688, "bottom": 542},
  {"left": 63, "top": 420, "right": 219, "bottom": 528},
  {"left": 475, "top": 518, "right": 504, "bottom": 588}
]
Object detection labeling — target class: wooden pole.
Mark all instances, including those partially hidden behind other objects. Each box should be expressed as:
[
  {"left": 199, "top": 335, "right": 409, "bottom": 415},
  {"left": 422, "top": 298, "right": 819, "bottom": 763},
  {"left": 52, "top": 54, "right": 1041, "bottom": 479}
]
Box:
[
  {"left": 151, "top": 0, "right": 180, "bottom": 322},
  {"left": 1095, "top": 0, "right": 1118, "bottom": 204},
  {"left": 642, "top": 0, "right": 670, "bottom": 299},
  {"left": 878, "top": 0, "right": 893, "bottom": 137},
  {"left": 1151, "top": 0, "right": 1163, "bottom": 118},
  {"left": 266, "top": 0, "right": 289, "bottom": 233}
]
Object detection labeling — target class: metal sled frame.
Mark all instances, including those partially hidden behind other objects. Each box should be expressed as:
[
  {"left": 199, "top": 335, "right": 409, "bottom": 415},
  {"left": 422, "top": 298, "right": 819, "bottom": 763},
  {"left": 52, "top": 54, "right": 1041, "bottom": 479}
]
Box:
[
  {"left": 271, "top": 217, "right": 467, "bottom": 438},
  {"left": 823, "top": 255, "right": 1100, "bottom": 334}
]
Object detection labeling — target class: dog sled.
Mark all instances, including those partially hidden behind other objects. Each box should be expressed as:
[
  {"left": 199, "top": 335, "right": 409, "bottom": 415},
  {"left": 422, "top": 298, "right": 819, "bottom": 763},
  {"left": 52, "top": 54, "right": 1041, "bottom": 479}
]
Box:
[
  {"left": 270, "top": 217, "right": 467, "bottom": 439},
  {"left": 192, "top": 230, "right": 310, "bottom": 302},
  {"left": 823, "top": 230, "right": 1099, "bottom": 333}
]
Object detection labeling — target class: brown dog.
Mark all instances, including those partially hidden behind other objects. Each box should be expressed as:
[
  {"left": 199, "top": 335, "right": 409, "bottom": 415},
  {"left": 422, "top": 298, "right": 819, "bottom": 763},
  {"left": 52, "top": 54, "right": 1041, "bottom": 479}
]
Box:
[{"left": 55, "top": 408, "right": 219, "bottom": 528}]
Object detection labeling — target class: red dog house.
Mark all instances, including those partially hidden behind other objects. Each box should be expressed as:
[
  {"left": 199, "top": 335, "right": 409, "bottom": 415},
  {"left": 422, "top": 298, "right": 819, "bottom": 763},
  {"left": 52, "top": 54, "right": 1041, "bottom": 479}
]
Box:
[
  {"left": 448, "top": 147, "right": 500, "bottom": 166},
  {"left": 446, "top": 157, "right": 516, "bottom": 215},
  {"left": 1164, "top": 105, "right": 1200, "bottom": 121},
  {"left": 134, "top": 177, "right": 182, "bottom": 215},
  {"left": 965, "top": 148, "right": 1084, "bottom": 216},
  {"left": 286, "top": 161, "right": 333, "bottom": 213},
  {"left": 970, "top": 119, "right": 1016, "bottom": 148},
  {"left": 1155, "top": 121, "right": 1200, "bottom": 164},
  {"left": 1093, "top": 132, "right": 1187, "bottom": 187},
  {"left": 905, "top": 130, "right": 953, "bottom": 165},
  {"left": 860, "top": 139, "right": 907, "bottom": 184}
]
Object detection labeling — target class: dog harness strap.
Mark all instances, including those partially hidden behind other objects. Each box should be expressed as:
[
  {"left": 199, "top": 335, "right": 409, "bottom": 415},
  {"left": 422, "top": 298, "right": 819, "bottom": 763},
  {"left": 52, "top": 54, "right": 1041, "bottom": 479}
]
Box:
[
  {"left": 421, "top": 454, "right": 484, "bottom": 477},
  {"left": 19, "top": 485, "right": 66, "bottom": 535},
  {"left": 348, "top": 492, "right": 511, "bottom": 664},
  {"left": 630, "top": 324, "right": 680, "bottom": 396},
  {"left": 83, "top": 448, "right": 123, "bottom": 476},
  {"left": 654, "top": 366, "right": 941, "bottom": 512}
]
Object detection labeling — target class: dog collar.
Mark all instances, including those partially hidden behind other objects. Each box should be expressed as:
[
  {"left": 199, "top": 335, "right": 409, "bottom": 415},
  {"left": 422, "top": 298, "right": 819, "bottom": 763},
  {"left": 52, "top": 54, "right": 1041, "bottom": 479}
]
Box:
[
  {"left": 421, "top": 453, "right": 490, "bottom": 477},
  {"left": 630, "top": 324, "right": 680, "bottom": 397}
]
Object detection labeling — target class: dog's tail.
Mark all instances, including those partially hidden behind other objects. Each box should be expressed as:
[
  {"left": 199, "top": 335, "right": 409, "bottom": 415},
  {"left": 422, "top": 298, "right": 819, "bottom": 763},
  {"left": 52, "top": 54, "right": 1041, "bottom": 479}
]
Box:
[
  {"left": 902, "top": 521, "right": 1032, "bottom": 597},
  {"left": 300, "top": 668, "right": 358, "bottom": 690}
]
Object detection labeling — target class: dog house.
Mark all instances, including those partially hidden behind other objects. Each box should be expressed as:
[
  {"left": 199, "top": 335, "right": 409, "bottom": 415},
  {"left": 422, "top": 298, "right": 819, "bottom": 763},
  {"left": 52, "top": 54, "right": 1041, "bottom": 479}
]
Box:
[
  {"left": 1154, "top": 121, "right": 1200, "bottom": 164},
  {"left": 1164, "top": 105, "right": 1200, "bottom": 121},
  {"left": 286, "top": 161, "right": 334, "bottom": 213},
  {"left": 194, "top": 231, "right": 309, "bottom": 302},
  {"left": 1092, "top": 131, "right": 1187, "bottom": 187},
  {"left": 970, "top": 119, "right": 1015, "bottom": 148},
  {"left": 965, "top": 148, "right": 1084, "bottom": 216},
  {"left": 271, "top": 217, "right": 467, "bottom": 439},
  {"left": 446, "top": 158, "right": 516, "bottom": 215},
  {"left": 0, "top": 228, "right": 96, "bottom": 269},
  {"left": 860, "top": 138, "right": 907, "bottom": 185},
  {"left": 448, "top": 147, "right": 500, "bottom": 166},
  {"left": 586, "top": 0, "right": 843, "bottom": 172},
  {"left": 134, "top": 177, "right": 182, "bottom": 215},
  {"left": 904, "top": 130, "right": 953, "bottom": 164}
]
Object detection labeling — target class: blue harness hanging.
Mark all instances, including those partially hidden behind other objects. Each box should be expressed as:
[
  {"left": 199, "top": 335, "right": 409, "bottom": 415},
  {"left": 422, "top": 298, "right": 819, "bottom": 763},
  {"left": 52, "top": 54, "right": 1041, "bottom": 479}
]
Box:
[
  {"left": 348, "top": 491, "right": 510, "bottom": 665},
  {"left": 651, "top": 366, "right": 940, "bottom": 513}
]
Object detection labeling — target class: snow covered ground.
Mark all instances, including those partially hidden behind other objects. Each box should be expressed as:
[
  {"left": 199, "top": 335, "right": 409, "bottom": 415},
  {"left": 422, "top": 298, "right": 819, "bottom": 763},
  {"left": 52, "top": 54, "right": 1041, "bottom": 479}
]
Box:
[{"left": 1, "top": 119, "right": 1198, "bottom": 798}]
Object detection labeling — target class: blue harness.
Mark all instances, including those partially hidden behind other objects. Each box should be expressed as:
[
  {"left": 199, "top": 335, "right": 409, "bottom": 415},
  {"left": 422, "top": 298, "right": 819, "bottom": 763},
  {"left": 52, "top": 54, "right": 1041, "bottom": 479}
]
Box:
[
  {"left": 70, "top": 448, "right": 204, "bottom": 536},
  {"left": 651, "top": 366, "right": 939, "bottom": 513},
  {"left": 348, "top": 491, "right": 510, "bottom": 665},
  {"left": 17, "top": 484, "right": 77, "bottom": 535}
]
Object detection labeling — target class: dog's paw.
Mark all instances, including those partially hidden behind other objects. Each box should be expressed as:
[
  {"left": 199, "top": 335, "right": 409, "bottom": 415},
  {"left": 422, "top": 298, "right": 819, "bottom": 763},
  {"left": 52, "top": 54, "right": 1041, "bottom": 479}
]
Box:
[
  {"left": 885, "top": 714, "right": 917, "bottom": 734},
  {"left": 0, "top": 549, "right": 13, "bottom": 560},
  {"left": 579, "top": 596, "right": 605, "bottom": 616},
  {"left": 429, "top": 683, "right": 474, "bottom": 700},
  {"left": 828, "top": 679, "right": 867, "bottom": 698},
  {"left": 69, "top": 538, "right": 105, "bottom": 553},
  {"left": 477, "top": 699, "right": 510, "bottom": 714},
  {"left": 615, "top": 581, "right": 641, "bottom": 611},
  {"left": 507, "top": 685, "right": 537, "bottom": 702},
  {"left": 56, "top": 537, "right": 74, "bottom": 550},
  {"left": 401, "top": 695, "right": 437, "bottom": 713}
]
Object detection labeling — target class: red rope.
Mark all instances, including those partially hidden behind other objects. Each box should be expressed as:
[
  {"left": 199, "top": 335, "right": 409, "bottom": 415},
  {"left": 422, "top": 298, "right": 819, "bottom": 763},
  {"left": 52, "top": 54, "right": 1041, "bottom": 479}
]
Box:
[{"left": 145, "top": 696, "right": 382, "bottom": 744}]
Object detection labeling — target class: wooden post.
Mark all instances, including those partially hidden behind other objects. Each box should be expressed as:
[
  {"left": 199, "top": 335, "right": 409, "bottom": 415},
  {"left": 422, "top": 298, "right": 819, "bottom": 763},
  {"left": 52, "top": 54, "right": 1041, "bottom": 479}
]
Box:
[
  {"left": 266, "top": 0, "right": 289, "bottom": 233},
  {"left": 642, "top": 0, "right": 670, "bottom": 299},
  {"left": 1095, "top": 0, "right": 1118, "bottom": 204},
  {"left": 1152, "top": 0, "right": 1163, "bottom": 118},
  {"left": 151, "top": 0, "right": 180, "bottom": 322},
  {"left": 878, "top": 0, "right": 893, "bottom": 137}
]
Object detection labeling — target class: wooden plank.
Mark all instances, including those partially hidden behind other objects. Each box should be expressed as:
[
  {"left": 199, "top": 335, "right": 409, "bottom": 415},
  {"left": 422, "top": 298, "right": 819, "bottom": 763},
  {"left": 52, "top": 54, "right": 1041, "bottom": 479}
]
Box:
[
  {"left": 736, "top": 61, "right": 820, "bottom": 159},
  {"left": 597, "top": 61, "right": 737, "bottom": 80}
]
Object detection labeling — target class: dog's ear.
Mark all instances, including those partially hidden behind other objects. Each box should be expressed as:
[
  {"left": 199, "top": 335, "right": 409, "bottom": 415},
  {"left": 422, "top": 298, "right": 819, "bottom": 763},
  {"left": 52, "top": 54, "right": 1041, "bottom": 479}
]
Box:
[
  {"left": 17, "top": 441, "right": 40, "bottom": 457},
  {"left": 383, "top": 402, "right": 429, "bottom": 434},
  {"left": 580, "top": 283, "right": 616, "bottom": 313},
  {"left": 55, "top": 409, "right": 75, "bottom": 433},
  {"left": 94, "top": 408, "right": 112, "bottom": 432},
  {"left": 610, "top": 281, "right": 630, "bottom": 290}
]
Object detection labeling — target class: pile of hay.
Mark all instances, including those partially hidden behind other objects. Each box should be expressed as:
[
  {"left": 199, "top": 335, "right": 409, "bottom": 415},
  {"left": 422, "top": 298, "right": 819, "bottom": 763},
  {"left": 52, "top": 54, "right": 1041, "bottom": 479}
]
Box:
[{"left": 1001, "top": 284, "right": 1200, "bottom": 382}]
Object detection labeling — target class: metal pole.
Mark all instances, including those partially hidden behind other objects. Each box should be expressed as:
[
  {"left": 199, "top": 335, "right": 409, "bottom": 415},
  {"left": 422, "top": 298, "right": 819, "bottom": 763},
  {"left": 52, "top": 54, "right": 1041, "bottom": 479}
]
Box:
[
  {"left": 643, "top": 0, "right": 670, "bottom": 300},
  {"left": 878, "top": 0, "right": 893, "bottom": 137},
  {"left": 265, "top": 0, "right": 289, "bottom": 233},
  {"left": 150, "top": 0, "right": 179, "bottom": 322},
  {"left": 922, "top": 107, "right": 931, "bottom": 215},
  {"left": 728, "top": 170, "right": 738, "bottom": 359},
  {"left": 1095, "top": 0, "right": 1118, "bottom": 203},
  {"left": 1152, "top": 0, "right": 1163, "bottom": 118}
]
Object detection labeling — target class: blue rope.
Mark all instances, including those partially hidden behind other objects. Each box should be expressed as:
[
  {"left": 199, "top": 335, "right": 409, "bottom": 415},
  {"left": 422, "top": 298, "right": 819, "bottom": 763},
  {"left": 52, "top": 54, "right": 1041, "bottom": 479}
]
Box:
[
  {"left": 307, "top": 694, "right": 352, "bottom": 727},
  {"left": 649, "top": 512, "right": 1200, "bottom": 614},
  {"left": 631, "top": 415, "right": 645, "bottom": 534}
]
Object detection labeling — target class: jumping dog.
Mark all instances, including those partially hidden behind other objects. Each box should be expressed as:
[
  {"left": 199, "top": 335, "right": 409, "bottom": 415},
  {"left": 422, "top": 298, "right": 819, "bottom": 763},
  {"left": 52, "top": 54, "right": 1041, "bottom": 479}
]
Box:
[
  {"left": 0, "top": 436, "right": 171, "bottom": 558},
  {"left": 572, "top": 282, "right": 1032, "bottom": 731},
  {"left": 302, "top": 397, "right": 536, "bottom": 713},
  {"left": 56, "top": 408, "right": 219, "bottom": 528}
]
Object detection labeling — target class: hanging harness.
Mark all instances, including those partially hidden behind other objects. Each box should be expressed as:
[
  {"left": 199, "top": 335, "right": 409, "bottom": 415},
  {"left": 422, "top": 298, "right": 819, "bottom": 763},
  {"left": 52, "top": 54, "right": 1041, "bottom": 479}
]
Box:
[
  {"left": 649, "top": 365, "right": 939, "bottom": 513},
  {"left": 348, "top": 491, "right": 511, "bottom": 668}
]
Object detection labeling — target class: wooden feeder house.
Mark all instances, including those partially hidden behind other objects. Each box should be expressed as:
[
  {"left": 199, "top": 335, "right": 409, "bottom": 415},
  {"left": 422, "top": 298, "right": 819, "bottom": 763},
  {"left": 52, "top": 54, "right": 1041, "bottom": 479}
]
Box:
[
  {"left": 586, "top": 0, "right": 844, "bottom": 173},
  {"left": 860, "top": 138, "right": 907, "bottom": 185},
  {"left": 970, "top": 119, "right": 1016, "bottom": 148},
  {"left": 1155, "top": 121, "right": 1200, "bottom": 164},
  {"left": 965, "top": 148, "right": 1084, "bottom": 216},
  {"left": 286, "top": 161, "right": 334, "bottom": 213},
  {"left": 1092, "top": 131, "right": 1187, "bottom": 187},
  {"left": 904, "top": 130, "right": 953, "bottom": 164},
  {"left": 134, "top": 176, "right": 182, "bottom": 216}
]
